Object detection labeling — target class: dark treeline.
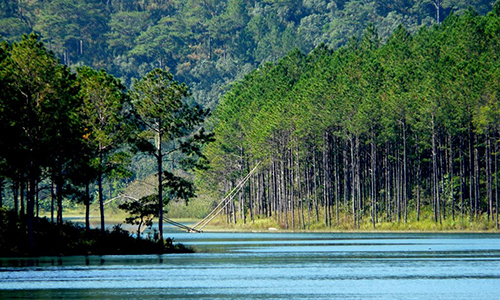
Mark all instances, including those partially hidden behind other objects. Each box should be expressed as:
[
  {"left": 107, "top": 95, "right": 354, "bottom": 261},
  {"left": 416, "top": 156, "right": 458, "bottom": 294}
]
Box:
[
  {"left": 0, "top": 0, "right": 496, "bottom": 109},
  {"left": 0, "top": 34, "right": 211, "bottom": 253},
  {"left": 202, "top": 4, "right": 500, "bottom": 230}
]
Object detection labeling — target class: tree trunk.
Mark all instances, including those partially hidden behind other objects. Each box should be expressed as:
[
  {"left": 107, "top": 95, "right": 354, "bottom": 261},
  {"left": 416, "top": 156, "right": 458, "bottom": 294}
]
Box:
[
  {"left": 290, "top": 149, "right": 295, "bottom": 229},
  {"left": 157, "top": 127, "right": 164, "bottom": 246},
  {"left": 334, "top": 137, "right": 340, "bottom": 224},
  {"left": 350, "top": 135, "right": 356, "bottom": 228},
  {"left": 324, "top": 133, "right": 330, "bottom": 228},
  {"left": 312, "top": 151, "right": 319, "bottom": 222},
  {"left": 51, "top": 181, "right": 55, "bottom": 223},
  {"left": 474, "top": 134, "right": 480, "bottom": 219},
  {"left": 20, "top": 179, "right": 25, "bottom": 217},
  {"left": 403, "top": 123, "right": 408, "bottom": 225},
  {"left": 416, "top": 134, "right": 421, "bottom": 222},
  {"left": 449, "top": 133, "right": 455, "bottom": 221},
  {"left": 495, "top": 134, "right": 498, "bottom": 229},
  {"left": 432, "top": 117, "right": 440, "bottom": 223},
  {"left": 433, "top": 0, "right": 442, "bottom": 23},
  {"left": 385, "top": 143, "right": 391, "bottom": 222},
  {"left": 27, "top": 175, "right": 36, "bottom": 254},
  {"left": 85, "top": 182, "right": 91, "bottom": 232},
  {"left": 469, "top": 127, "right": 474, "bottom": 218},
  {"left": 355, "top": 136, "right": 361, "bottom": 229},
  {"left": 56, "top": 175, "right": 63, "bottom": 226},
  {"left": 486, "top": 132, "right": 493, "bottom": 221},
  {"left": 459, "top": 135, "right": 465, "bottom": 222},
  {"left": 13, "top": 181, "right": 19, "bottom": 215},
  {"left": 98, "top": 150, "right": 105, "bottom": 233},
  {"left": 371, "top": 135, "right": 377, "bottom": 229}
]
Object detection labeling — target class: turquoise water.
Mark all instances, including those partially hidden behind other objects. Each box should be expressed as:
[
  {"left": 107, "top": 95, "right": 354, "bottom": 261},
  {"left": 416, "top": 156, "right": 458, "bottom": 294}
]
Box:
[{"left": 1, "top": 231, "right": 500, "bottom": 299}]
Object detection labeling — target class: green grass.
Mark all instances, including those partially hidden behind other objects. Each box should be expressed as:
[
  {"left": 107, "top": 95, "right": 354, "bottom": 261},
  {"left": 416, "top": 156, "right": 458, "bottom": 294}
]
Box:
[{"left": 200, "top": 208, "right": 500, "bottom": 232}]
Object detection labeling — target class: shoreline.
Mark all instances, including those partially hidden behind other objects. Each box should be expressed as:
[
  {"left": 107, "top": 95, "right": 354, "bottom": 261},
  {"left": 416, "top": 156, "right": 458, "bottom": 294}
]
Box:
[{"left": 34, "top": 212, "right": 500, "bottom": 234}]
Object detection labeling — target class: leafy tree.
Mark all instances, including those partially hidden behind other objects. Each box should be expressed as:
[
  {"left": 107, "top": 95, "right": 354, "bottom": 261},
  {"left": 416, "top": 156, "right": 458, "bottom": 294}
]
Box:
[
  {"left": 0, "top": 33, "right": 80, "bottom": 251},
  {"left": 131, "top": 68, "right": 212, "bottom": 245},
  {"left": 119, "top": 195, "right": 157, "bottom": 239},
  {"left": 77, "top": 66, "right": 130, "bottom": 233}
]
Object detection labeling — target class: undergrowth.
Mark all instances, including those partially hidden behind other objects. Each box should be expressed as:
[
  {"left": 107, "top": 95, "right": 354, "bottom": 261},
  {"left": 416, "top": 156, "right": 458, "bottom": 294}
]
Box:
[{"left": 0, "top": 208, "right": 194, "bottom": 257}]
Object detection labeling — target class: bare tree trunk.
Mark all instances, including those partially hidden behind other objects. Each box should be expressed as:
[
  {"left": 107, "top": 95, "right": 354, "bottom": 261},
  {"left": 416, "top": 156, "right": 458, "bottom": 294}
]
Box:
[
  {"left": 416, "top": 134, "right": 421, "bottom": 221},
  {"left": 290, "top": 149, "right": 295, "bottom": 229},
  {"left": 403, "top": 124, "right": 408, "bottom": 225},
  {"left": 371, "top": 134, "right": 377, "bottom": 229},
  {"left": 495, "top": 134, "right": 498, "bottom": 229},
  {"left": 395, "top": 148, "right": 401, "bottom": 223},
  {"left": 334, "top": 137, "right": 340, "bottom": 224},
  {"left": 312, "top": 151, "right": 319, "bottom": 222},
  {"left": 385, "top": 143, "right": 391, "bottom": 222},
  {"left": 324, "top": 132, "right": 330, "bottom": 227},
  {"left": 459, "top": 135, "right": 465, "bottom": 222},
  {"left": 486, "top": 132, "right": 493, "bottom": 221},
  {"left": 433, "top": 0, "right": 442, "bottom": 23},
  {"left": 355, "top": 136, "right": 361, "bottom": 229},
  {"left": 449, "top": 133, "right": 455, "bottom": 221},
  {"left": 474, "top": 134, "right": 480, "bottom": 219},
  {"left": 469, "top": 127, "right": 474, "bottom": 219},
  {"left": 350, "top": 135, "right": 356, "bottom": 228},
  {"left": 432, "top": 121, "right": 439, "bottom": 223}
]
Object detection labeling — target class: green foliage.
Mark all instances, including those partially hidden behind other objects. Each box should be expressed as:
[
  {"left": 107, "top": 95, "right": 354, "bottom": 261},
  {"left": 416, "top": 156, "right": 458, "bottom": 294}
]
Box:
[
  {"left": 130, "top": 68, "right": 213, "bottom": 241},
  {"left": 202, "top": 5, "right": 500, "bottom": 230},
  {"left": 0, "top": 208, "right": 193, "bottom": 256},
  {"left": 118, "top": 195, "right": 157, "bottom": 238},
  {"left": 0, "top": 28, "right": 215, "bottom": 255},
  {"left": 0, "top": 0, "right": 496, "bottom": 110},
  {"left": 77, "top": 65, "right": 131, "bottom": 232}
]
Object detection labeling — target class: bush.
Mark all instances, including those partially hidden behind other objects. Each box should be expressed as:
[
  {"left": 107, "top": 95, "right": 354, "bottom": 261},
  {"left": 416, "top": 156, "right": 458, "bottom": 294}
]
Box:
[{"left": 0, "top": 209, "right": 193, "bottom": 257}]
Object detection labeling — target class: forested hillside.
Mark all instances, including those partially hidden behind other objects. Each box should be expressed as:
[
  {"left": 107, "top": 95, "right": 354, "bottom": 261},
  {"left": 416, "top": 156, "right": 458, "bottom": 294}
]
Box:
[
  {"left": 0, "top": 0, "right": 495, "bottom": 109},
  {"left": 201, "top": 4, "right": 500, "bottom": 230}
]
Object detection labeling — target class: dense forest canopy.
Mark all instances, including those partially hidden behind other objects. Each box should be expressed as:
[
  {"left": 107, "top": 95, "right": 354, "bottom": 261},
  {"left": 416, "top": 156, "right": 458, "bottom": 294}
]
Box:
[
  {"left": 0, "top": 0, "right": 496, "bottom": 109},
  {"left": 201, "top": 3, "right": 500, "bottom": 229}
]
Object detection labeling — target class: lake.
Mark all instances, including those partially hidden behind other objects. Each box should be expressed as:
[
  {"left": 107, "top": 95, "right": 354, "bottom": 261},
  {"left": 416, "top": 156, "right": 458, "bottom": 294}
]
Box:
[{"left": 1, "top": 229, "right": 500, "bottom": 299}]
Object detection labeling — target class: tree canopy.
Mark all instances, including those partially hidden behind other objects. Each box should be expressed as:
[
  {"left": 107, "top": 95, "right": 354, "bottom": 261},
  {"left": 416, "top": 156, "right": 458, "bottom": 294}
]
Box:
[
  {"left": 201, "top": 4, "right": 500, "bottom": 230},
  {"left": 0, "top": 0, "right": 496, "bottom": 110},
  {"left": 0, "top": 34, "right": 211, "bottom": 253}
]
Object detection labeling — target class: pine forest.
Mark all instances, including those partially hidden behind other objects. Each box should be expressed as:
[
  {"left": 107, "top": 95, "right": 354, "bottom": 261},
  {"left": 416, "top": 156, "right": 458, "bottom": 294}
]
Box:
[{"left": 202, "top": 5, "right": 500, "bottom": 230}]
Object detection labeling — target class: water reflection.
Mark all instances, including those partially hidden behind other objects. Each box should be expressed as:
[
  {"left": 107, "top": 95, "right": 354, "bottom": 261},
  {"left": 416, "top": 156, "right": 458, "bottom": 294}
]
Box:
[{"left": 1, "top": 232, "right": 500, "bottom": 300}]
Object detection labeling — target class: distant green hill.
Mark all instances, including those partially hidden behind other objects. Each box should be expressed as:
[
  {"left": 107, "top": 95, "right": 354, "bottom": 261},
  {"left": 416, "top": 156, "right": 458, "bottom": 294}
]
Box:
[{"left": 1, "top": 0, "right": 496, "bottom": 109}]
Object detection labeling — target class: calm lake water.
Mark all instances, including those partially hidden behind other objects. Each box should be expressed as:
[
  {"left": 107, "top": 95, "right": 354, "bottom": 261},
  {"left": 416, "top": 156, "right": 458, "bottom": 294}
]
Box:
[{"left": 1, "top": 229, "right": 500, "bottom": 299}]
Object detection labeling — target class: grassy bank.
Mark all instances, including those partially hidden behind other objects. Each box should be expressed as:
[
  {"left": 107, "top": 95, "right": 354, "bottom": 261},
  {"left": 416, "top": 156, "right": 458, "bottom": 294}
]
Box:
[
  {"left": 203, "top": 209, "right": 500, "bottom": 232},
  {"left": 0, "top": 208, "right": 193, "bottom": 257}
]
